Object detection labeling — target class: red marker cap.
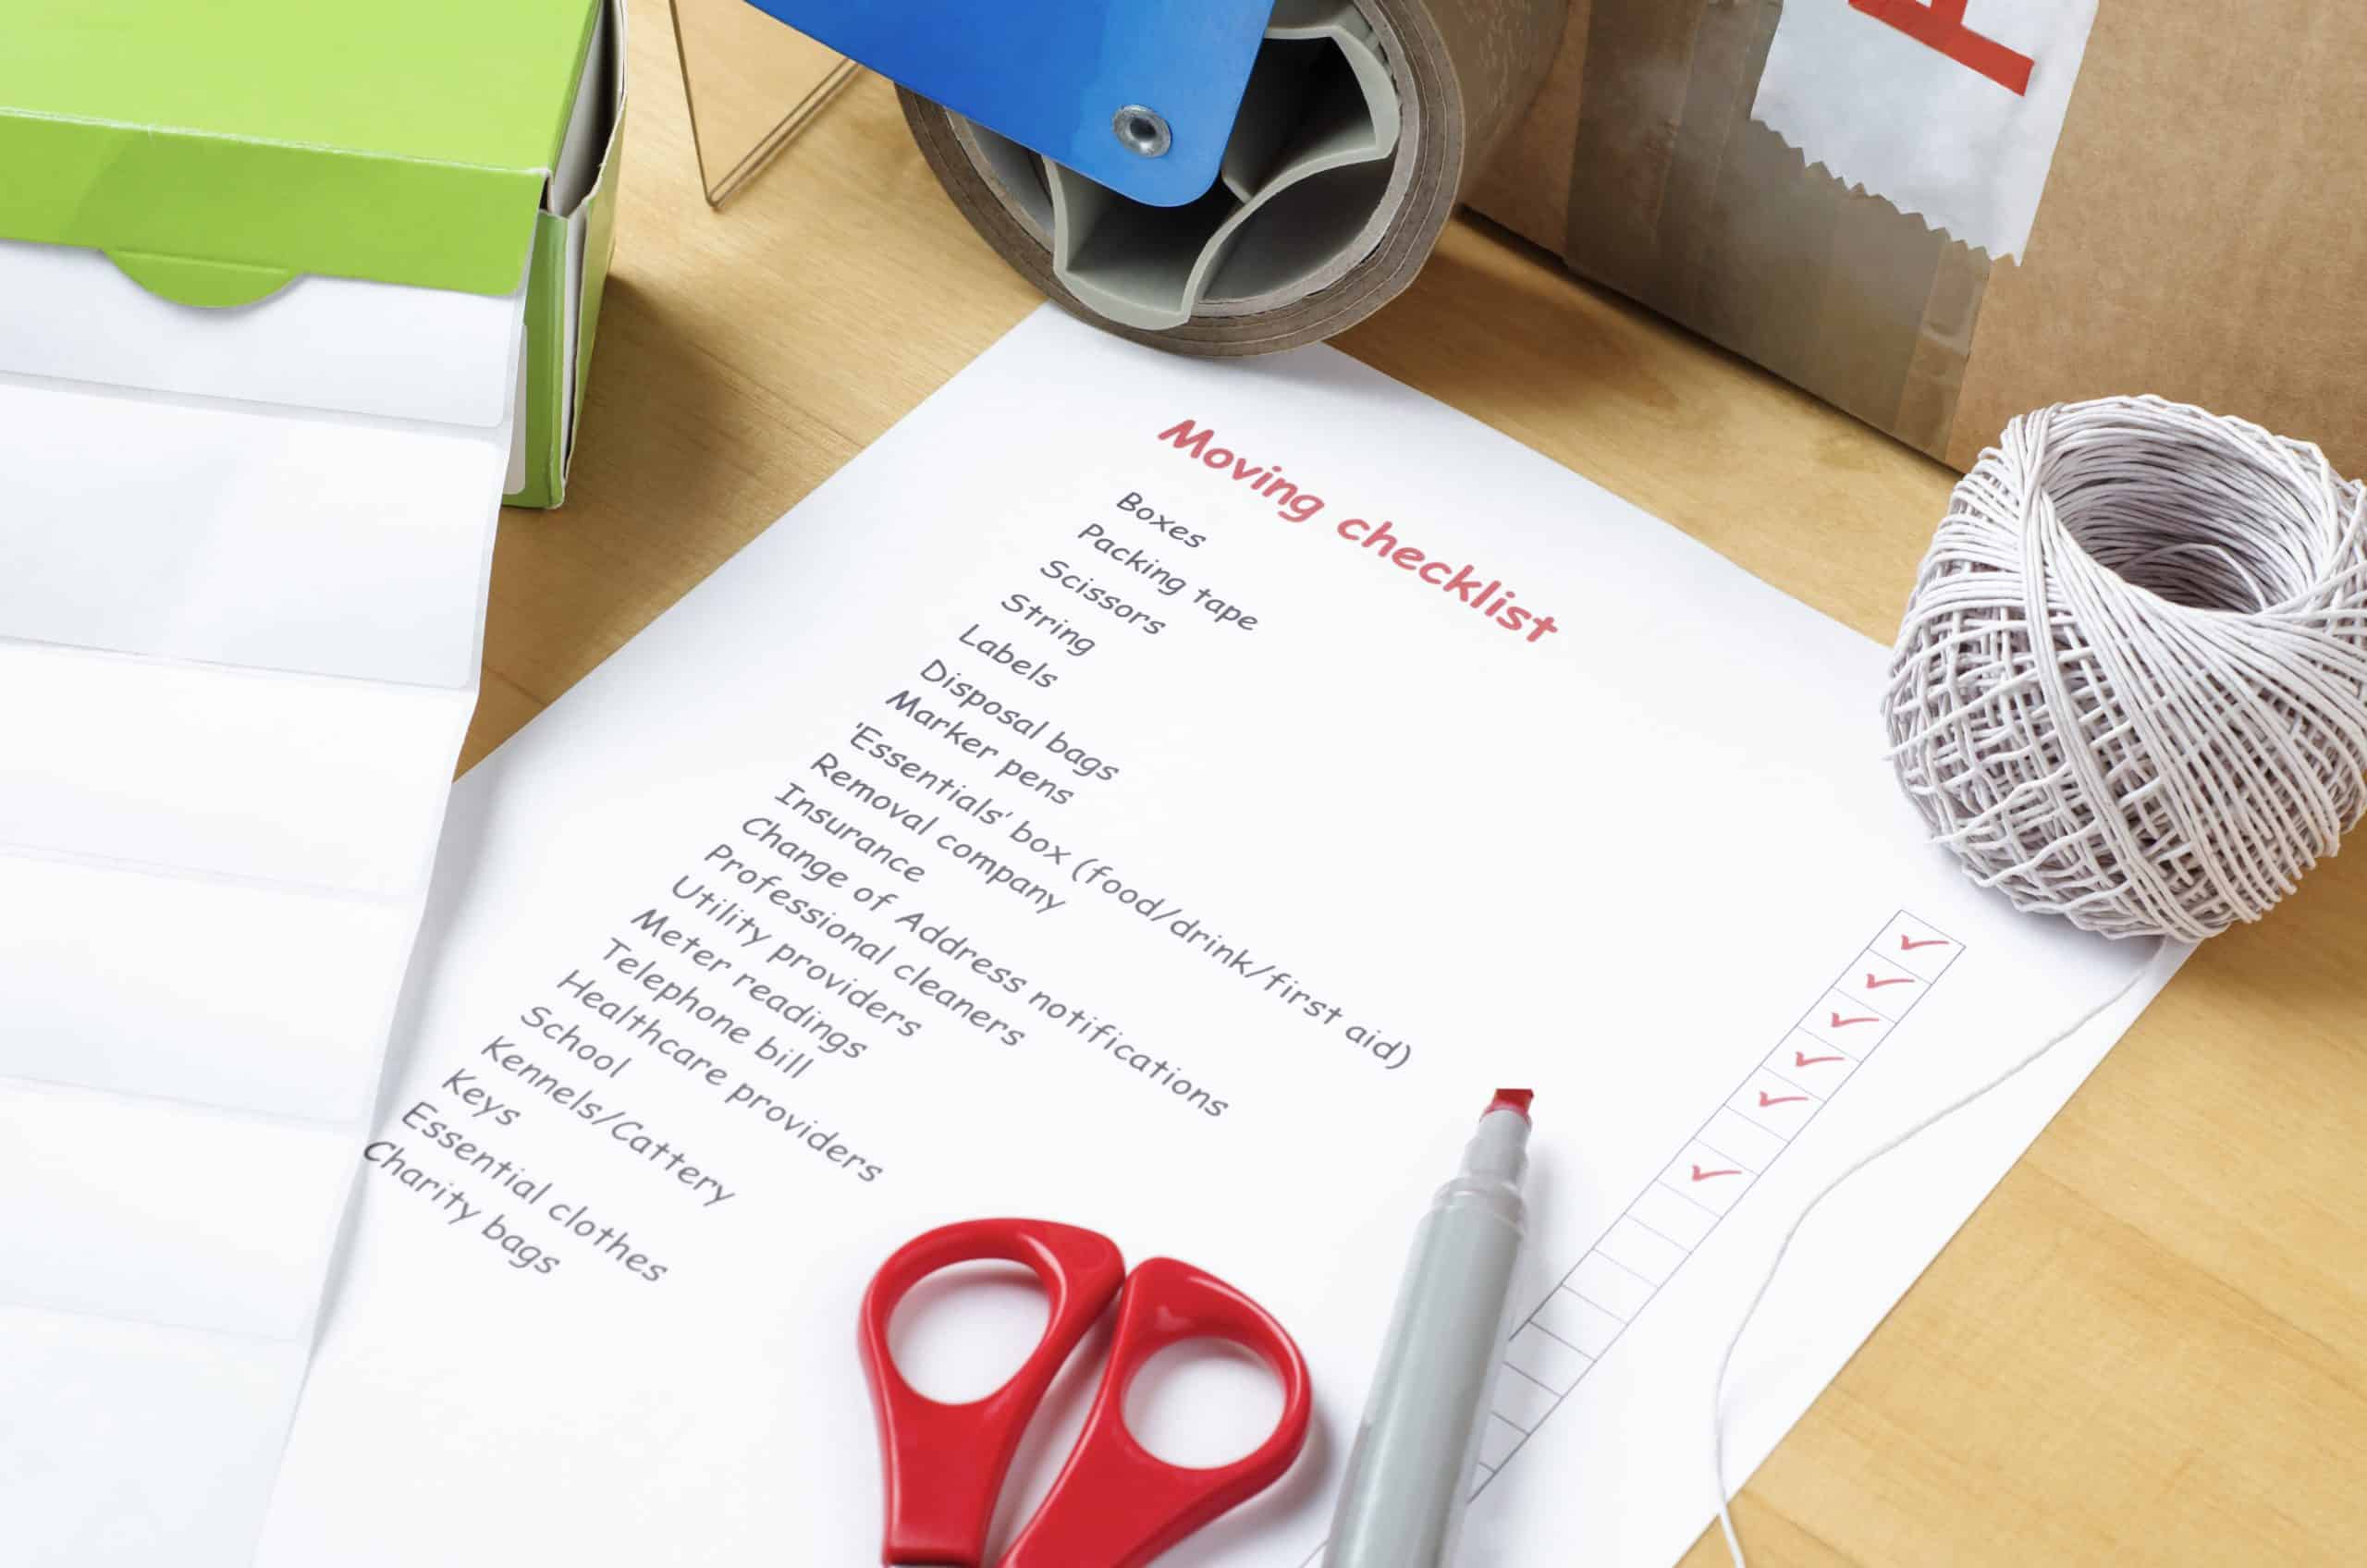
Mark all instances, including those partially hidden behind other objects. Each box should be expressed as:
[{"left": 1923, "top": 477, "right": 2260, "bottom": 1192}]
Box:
[{"left": 1485, "top": 1088, "right": 1534, "bottom": 1120}]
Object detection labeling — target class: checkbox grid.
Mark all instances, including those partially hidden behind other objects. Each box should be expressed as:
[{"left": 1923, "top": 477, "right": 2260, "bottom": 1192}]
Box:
[
  {"left": 1294, "top": 913, "right": 1965, "bottom": 1566},
  {"left": 1467, "top": 910, "right": 1962, "bottom": 1499}
]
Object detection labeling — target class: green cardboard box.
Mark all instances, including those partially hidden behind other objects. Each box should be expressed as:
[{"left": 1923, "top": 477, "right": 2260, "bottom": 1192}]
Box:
[{"left": 0, "top": 0, "right": 625, "bottom": 507}]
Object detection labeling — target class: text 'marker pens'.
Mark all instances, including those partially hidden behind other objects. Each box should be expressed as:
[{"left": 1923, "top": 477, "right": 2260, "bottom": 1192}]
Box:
[{"left": 1325, "top": 1089, "right": 1535, "bottom": 1568}]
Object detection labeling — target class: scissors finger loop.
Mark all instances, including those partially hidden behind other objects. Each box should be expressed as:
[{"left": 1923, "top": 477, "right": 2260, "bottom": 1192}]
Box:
[
  {"left": 1000, "top": 1255, "right": 1314, "bottom": 1568},
  {"left": 858, "top": 1218, "right": 1127, "bottom": 1568}
]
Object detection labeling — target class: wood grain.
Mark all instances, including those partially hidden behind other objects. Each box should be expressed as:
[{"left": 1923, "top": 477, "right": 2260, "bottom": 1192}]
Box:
[{"left": 468, "top": 3, "right": 2367, "bottom": 1560}]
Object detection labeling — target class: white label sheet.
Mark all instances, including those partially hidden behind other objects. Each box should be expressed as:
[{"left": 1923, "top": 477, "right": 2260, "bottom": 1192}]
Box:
[{"left": 1751, "top": 0, "right": 2100, "bottom": 260}]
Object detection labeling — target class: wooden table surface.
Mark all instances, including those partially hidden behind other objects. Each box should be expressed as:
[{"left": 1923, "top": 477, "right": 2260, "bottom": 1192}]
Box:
[{"left": 470, "top": 3, "right": 2367, "bottom": 1559}]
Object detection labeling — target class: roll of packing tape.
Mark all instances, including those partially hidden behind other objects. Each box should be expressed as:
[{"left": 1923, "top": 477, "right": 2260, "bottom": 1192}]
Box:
[{"left": 900, "top": 0, "right": 1565, "bottom": 354}]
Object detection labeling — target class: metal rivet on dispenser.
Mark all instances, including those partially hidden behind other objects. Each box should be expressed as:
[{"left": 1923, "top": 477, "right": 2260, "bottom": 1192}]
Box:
[{"left": 1111, "top": 104, "right": 1171, "bottom": 157}]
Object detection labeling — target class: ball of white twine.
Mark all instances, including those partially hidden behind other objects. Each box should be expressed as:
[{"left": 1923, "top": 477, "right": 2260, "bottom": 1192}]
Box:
[{"left": 1885, "top": 396, "right": 2367, "bottom": 940}]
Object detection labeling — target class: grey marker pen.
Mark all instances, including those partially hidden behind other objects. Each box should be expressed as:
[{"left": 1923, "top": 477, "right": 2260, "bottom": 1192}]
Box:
[{"left": 1324, "top": 1089, "right": 1534, "bottom": 1568}]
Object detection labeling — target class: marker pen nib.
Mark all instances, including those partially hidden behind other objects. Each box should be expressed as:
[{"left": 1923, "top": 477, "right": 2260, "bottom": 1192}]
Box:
[{"left": 1487, "top": 1088, "right": 1534, "bottom": 1119}]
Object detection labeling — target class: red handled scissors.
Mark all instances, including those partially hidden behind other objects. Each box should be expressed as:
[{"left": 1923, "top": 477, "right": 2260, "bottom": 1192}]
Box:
[{"left": 858, "top": 1217, "right": 1314, "bottom": 1568}]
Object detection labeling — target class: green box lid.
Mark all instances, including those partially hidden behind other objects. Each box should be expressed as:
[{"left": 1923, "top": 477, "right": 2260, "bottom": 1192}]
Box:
[{"left": 0, "top": 0, "right": 602, "bottom": 306}]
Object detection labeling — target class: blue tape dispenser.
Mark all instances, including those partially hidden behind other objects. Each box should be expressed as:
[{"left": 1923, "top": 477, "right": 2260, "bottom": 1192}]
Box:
[
  {"left": 738, "top": 0, "right": 1277, "bottom": 208},
  {"left": 730, "top": 0, "right": 1560, "bottom": 349}
]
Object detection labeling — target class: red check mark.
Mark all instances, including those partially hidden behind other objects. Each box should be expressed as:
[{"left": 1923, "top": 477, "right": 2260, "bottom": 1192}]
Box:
[
  {"left": 1758, "top": 1089, "right": 1810, "bottom": 1107},
  {"left": 1828, "top": 1011, "right": 1881, "bottom": 1029},
  {"left": 1898, "top": 934, "right": 1949, "bottom": 951},
  {"left": 1690, "top": 1163, "right": 1743, "bottom": 1182},
  {"left": 1863, "top": 973, "right": 1914, "bottom": 989},
  {"left": 1795, "top": 1049, "right": 1847, "bottom": 1068}
]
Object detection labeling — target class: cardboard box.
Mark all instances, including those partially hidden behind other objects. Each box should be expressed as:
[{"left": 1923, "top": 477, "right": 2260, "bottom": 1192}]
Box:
[
  {"left": 1469, "top": 0, "right": 2367, "bottom": 475},
  {"left": 0, "top": 0, "right": 624, "bottom": 507}
]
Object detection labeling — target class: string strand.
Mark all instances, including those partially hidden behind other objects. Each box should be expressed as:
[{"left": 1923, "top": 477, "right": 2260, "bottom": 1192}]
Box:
[
  {"left": 1710, "top": 943, "right": 2165, "bottom": 1565},
  {"left": 1713, "top": 397, "right": 2361, "bottom": 1560}
]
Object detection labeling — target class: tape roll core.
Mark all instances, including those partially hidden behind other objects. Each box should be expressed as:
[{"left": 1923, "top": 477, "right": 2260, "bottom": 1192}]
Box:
[{"left": 900, "top": 0, "right": 1563, "bottom": 356}]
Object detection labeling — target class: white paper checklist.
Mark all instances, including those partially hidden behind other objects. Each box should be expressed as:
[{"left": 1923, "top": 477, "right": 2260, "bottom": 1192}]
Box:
[{"left": 251, "top": 309, "right": 2185, "bottom": 1568}]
